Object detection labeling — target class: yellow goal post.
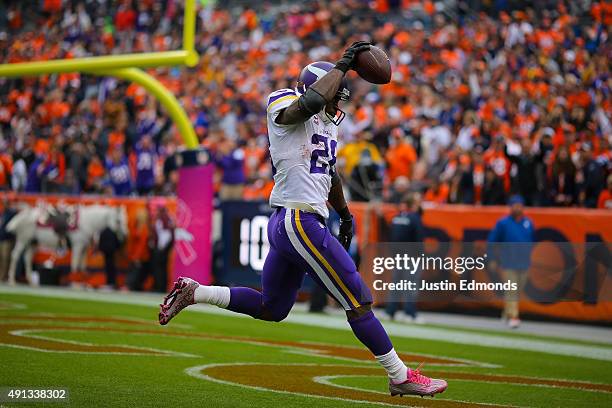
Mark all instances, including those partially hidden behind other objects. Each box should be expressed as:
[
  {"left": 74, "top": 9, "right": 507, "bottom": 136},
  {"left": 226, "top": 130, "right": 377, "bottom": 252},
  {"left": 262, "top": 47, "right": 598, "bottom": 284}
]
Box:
[{"left": 0, "top": 0, "right": 200, "bottom": 148}]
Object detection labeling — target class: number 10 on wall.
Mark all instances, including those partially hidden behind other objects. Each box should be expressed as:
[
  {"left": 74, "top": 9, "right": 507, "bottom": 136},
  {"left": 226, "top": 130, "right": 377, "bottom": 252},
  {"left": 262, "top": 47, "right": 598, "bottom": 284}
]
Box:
[{"left": 239, "top": 216, "right": 270, "bottom": 271}]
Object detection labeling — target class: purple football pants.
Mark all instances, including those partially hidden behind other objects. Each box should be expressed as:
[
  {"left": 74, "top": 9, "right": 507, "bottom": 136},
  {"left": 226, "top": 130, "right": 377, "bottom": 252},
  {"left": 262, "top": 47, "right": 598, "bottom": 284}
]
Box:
[{"left": 227, "top": 208, "right": 393, "bottom": 356}]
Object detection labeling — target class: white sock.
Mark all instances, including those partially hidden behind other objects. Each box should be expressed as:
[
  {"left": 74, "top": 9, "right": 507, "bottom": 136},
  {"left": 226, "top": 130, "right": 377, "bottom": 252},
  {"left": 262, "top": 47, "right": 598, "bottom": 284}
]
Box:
[
  {"left": 375, "top": 348, "right": 408, "bottom": 384},
  {"left": 194, "top": 285, "right": 230, "bottom": 308}
]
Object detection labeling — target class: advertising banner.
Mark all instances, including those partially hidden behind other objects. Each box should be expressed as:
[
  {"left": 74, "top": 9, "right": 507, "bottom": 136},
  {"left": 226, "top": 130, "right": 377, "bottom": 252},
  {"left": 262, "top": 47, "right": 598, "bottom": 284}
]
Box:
[
  {"left": 218, "top": 200, "right": 275, "bottom": 286},
  {"left": 352, "top": 202, "right": 612, "bottom": 322},
  {"left": 173, "top": 164, "right": 214, "bottom": 285}
]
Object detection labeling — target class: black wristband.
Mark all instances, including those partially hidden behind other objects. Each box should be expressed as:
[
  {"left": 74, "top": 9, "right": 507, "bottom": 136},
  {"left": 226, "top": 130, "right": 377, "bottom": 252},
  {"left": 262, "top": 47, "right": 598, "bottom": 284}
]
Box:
[
  {"left": 334, "top": 61, "right": 350, "bottom": 74},
  {"left": 337, "top": 206, "right": 352, "bottom": 221}
]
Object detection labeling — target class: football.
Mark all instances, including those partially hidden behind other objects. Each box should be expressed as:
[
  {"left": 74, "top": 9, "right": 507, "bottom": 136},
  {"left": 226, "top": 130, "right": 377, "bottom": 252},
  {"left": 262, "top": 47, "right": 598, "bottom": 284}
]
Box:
[{"left": 355, "top": 45, "right": 392, "bottom": 84}]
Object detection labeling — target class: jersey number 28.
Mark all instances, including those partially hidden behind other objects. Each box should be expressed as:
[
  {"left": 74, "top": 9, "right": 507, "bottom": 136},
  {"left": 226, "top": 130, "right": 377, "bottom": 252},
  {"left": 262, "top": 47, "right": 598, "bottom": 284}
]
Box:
[{"left": 310, "top": 134, "right": 337, "bottom": 175}]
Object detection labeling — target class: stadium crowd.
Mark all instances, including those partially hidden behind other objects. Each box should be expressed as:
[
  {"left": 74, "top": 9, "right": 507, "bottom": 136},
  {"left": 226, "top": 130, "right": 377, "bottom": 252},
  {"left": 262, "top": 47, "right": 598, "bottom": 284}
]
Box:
[{"left": 0, "top": 0, "right": 610, "bottom": 208}]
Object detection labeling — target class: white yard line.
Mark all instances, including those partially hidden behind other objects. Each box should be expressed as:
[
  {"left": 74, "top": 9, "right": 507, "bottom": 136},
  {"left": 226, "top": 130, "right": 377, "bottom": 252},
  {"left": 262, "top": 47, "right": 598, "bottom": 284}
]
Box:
[
  {"left": 2, "top": 284, "right": 611, "bottom": 362},
  {"left": 186, "top": 363, "right": 517, "bottom": 407}
]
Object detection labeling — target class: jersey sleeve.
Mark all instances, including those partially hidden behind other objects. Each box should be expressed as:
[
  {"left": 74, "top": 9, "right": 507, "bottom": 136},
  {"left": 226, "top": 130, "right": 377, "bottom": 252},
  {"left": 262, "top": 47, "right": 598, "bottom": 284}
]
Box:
[{"left": 266, "top": 88, "right": 299, "bottom": 128}]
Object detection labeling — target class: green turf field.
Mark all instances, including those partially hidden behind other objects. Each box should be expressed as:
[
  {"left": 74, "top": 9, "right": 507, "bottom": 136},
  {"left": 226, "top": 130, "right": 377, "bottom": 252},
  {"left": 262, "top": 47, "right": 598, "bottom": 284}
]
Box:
[{"left": 0, "top": 287, "right": 611, "bottom": 408}]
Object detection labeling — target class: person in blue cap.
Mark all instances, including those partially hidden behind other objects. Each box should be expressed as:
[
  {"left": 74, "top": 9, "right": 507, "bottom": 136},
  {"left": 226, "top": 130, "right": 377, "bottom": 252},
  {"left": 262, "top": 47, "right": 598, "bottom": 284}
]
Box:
[{"left": 487, "top": 195, "right": 535, "bottom": 328}]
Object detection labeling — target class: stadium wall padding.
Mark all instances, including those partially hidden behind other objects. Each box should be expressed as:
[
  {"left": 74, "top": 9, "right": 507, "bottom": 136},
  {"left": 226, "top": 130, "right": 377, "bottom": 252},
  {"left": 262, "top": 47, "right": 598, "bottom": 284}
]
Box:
[
  {"left": 2, "top": 194, "right": 611, "bottom": 322},
  {"left": 352, "top": 202, "right": 612, "bottom": 323}
]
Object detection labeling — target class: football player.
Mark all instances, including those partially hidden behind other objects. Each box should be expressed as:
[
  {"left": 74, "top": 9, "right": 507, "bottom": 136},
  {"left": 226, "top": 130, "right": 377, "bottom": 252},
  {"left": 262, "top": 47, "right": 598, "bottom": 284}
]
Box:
[{"left": 159, "top": 42, "right": 447, "bottom": 397}]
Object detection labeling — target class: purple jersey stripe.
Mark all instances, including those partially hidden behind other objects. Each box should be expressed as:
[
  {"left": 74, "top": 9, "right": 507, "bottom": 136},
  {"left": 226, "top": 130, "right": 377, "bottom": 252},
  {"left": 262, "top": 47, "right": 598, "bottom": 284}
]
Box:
[{"left": 267, "top": 90, "right": 296, "bottom": 106}]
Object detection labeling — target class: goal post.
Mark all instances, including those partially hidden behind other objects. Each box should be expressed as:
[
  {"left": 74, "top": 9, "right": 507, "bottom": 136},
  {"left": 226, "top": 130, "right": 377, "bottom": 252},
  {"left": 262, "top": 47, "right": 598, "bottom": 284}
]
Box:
[{"left": 0, "top": 0, "right": 200, "bottom": 148}]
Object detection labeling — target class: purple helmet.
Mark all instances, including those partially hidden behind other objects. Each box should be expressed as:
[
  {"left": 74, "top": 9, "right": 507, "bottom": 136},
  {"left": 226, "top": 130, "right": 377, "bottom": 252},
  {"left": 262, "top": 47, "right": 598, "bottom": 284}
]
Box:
[
  {"left": 296, "top": 61, "right": 349, "bottom": 125},
  {"left": 296, "top": 61, "right": 349, "bottom": 101}
]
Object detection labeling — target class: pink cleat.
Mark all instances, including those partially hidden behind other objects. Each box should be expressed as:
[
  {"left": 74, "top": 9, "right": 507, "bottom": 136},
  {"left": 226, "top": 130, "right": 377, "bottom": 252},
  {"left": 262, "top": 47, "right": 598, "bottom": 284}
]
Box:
[
  {"left": 389, "top": 363, "right": 448, "bottom": 397},
  {"left": 158, "top": 277, "right": 199, "bottom": 325}
]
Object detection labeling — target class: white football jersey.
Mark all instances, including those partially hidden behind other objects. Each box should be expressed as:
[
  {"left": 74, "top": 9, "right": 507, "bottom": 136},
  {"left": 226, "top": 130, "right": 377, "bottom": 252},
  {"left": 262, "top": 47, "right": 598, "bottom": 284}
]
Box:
[{"left": 266, "top": 88, "right": 338, "bottom": 219}]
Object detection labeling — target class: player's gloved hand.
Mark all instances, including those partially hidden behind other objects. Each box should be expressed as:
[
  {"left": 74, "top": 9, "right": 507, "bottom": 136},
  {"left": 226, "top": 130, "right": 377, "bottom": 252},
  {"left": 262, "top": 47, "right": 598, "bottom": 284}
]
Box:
[
  {"left": 337, "top": 207, "right": 354, "bottom": 251},
  {"left": 334, "top": 41, "right": 371, "bottom": 74}
]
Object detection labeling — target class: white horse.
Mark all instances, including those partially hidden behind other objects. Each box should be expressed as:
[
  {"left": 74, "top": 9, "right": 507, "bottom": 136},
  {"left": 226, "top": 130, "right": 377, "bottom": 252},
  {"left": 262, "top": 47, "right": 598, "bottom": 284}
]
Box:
[{"left": 6, "top": 204, "right": 129, "bottom": 285}]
